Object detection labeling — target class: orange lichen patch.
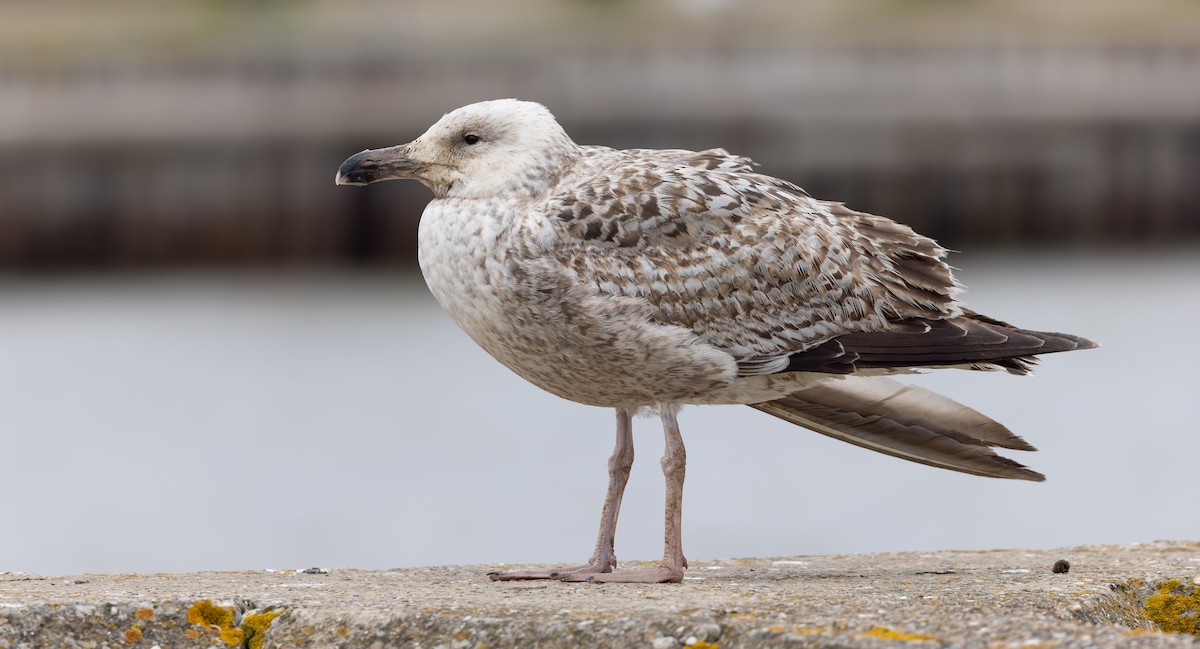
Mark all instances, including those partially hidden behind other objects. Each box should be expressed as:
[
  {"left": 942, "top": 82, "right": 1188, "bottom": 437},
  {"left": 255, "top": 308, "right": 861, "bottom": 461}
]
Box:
[
  {"left": 124, "top": 625, "right": 143, "bottom": 642},
  {"left": 857, "top": 626, "right": 936, "bottom": 641},
  {"left": 1144, "top": 579, "right": 1200, "bottom": 634},
  {"left": 185, "top": 628, "right": 201, "bottom": 640},
  {"left": 792, "top": 626, "right": 833, "bottom": 635},
  {"left": 134, "top": 608, "right": 155, "bottom": 620},
  {"left": 686, "top": 642, "right": 719, "bottom": 649}
]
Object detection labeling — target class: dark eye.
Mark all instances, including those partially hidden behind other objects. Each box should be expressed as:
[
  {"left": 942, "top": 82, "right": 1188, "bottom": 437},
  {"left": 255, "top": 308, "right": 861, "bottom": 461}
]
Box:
[{"left": 463, "top": 133, "right": 480, "bottom": 145}]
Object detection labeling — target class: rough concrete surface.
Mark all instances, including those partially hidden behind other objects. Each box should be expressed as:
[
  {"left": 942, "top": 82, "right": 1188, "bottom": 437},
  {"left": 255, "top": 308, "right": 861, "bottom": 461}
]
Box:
[{"left": 2, "top": 541, "right": 1198, "bottom": 648}]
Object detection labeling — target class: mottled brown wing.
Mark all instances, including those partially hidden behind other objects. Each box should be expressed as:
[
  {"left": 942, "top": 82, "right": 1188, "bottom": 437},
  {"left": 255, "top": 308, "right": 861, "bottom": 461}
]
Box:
[{"left": 540, "top": 148, "right": 960, "bottom": 367}]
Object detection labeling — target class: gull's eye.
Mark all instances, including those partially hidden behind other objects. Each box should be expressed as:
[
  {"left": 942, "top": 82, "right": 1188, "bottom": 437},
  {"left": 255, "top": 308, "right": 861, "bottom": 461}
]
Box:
[{"left": 463, "top": 133, "right": 481, "bottom": 145}]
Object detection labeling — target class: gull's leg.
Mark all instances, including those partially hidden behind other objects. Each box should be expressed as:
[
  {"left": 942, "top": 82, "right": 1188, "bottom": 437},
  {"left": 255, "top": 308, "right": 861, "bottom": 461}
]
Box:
[
  {"left": 562, "top": 408, "right": 687, "bottom": 584},
  {"left": 586, "top": 406, "right": 636, "bottom": 569},
  {"left": 488, "top": 407, "right": 635, "bottom": 581}
]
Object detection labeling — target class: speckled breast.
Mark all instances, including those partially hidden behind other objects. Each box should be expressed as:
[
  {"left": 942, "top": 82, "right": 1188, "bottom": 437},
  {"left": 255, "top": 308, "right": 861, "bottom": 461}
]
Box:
[{"left": 416, "top": 201, "right": 738, "bottom": 408}]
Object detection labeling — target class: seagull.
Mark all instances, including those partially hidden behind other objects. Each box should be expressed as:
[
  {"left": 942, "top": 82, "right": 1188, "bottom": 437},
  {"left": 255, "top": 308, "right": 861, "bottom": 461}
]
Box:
[{"left": 335, "top": 99, "right": 1096, "bottom": 584}]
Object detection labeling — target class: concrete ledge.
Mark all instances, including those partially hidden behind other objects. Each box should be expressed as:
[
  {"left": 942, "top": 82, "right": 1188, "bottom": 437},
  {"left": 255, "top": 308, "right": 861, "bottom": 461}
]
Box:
[{"left": 2, "top": 541, "right": 1198, "bottom": 648}]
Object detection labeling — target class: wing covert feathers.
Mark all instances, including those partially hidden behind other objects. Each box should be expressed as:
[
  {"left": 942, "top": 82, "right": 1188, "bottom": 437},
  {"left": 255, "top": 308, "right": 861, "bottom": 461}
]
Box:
[
  {"left": 750, "top": 376, "right": 1046, "bottom": 481},
  {"left": 547, "top": 157, "right": 964, "bottom": 365}
]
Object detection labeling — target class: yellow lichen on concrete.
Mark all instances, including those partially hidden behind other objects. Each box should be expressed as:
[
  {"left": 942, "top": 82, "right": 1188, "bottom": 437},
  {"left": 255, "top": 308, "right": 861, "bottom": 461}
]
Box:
[
  {"left": 123, "top": 624, "right": 142, "bottom": 642},
  {"left": 217, "top": 626, "right": 244, "bottom": 645},
  {"left": 857, "top": 626, "right": 936, "bottom": 641},
  {"left": 184, "top": 600, "right": 283, "bottom": 648},
  {"left": 134, "top": 608, "right": 154, "bottom": 620},
  {"left": 242, "top": 610, "right": 283, "bottom": 649},
  {"left": 686, "top": 642, "right": 718, "bottom": 649},
  {"left": 1143, "top": 579, "right": 1200, "bottom": 635},
  {"left": 186, "top": 600, "right": 243, "bottom": 646},
  {"left": 187, "top": 600, "right": 233, "bottom": 630}
]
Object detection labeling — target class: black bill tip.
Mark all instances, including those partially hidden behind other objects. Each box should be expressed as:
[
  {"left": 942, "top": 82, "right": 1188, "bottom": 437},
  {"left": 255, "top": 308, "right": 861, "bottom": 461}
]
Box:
[{"left": 335, "top": 150, "right": 378, "bottom": 186}]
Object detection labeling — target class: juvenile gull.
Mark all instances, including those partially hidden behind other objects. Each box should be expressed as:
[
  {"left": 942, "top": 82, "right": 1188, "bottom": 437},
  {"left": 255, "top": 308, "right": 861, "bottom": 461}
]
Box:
[{"left": 336, "top": 99, "right": 1096, "bottom": 584}]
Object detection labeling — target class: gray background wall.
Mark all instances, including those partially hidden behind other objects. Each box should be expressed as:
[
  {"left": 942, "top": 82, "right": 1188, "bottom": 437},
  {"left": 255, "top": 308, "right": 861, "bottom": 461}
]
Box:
[{"left": 3, "top": 0, "right": 1199, "bottom": 268}]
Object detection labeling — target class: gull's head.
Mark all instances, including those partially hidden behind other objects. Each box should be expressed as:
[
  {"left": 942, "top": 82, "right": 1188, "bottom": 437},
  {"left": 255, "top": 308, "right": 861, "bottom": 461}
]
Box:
[{"left": 335, "top": 99, "right": 578, "bottom": 200}]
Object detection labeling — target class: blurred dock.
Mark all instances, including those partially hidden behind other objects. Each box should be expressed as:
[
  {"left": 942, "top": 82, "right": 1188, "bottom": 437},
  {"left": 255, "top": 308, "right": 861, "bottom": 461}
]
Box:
[{"left": 2, "top": 0, "right": 1199, "bottom": 267}]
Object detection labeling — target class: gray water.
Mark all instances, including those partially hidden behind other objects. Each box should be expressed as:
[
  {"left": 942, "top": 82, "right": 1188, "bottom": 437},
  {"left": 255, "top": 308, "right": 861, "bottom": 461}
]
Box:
[{"left": 1, "top": 248, "right": 1197, "bottom": 576}]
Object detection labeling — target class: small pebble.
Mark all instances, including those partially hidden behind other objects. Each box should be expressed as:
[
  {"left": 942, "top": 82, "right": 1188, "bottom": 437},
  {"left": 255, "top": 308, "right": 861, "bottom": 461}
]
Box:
[{"left": 1052, "top": 560, "right": 1070, "bottom": 574}]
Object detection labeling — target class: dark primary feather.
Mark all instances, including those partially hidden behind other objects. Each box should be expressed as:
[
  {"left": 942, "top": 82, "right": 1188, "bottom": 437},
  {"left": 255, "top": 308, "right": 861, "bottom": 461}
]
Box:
[{"left": 783, "top": 311, "right": 1098, "bottom": 376}]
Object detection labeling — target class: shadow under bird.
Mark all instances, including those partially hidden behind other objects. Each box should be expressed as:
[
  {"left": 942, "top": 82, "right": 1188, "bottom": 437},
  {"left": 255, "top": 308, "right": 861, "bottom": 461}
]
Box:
[{"left": 336, "top": 99, "right": 1097, "bottom": 584}]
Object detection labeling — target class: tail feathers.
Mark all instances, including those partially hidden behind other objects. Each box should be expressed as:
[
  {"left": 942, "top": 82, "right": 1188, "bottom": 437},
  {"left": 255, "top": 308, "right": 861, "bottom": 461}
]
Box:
[{"left": 750, "top": 376, "right": 1045, "bottom": 481}]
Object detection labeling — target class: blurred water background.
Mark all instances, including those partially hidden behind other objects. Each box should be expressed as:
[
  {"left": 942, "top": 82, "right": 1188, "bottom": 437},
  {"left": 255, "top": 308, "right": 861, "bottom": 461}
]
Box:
[{"left": 1, "top": 0, "right": 1197, "bottom": 576}]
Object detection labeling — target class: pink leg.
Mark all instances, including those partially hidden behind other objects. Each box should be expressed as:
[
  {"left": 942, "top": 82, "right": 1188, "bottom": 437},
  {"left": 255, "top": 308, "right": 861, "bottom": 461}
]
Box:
[
  {"left": 488, "top": 408, "right": 635, "bottom": 581},
  {"left": 561, "top": 408, "right": 688, "bottom": 584}
]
